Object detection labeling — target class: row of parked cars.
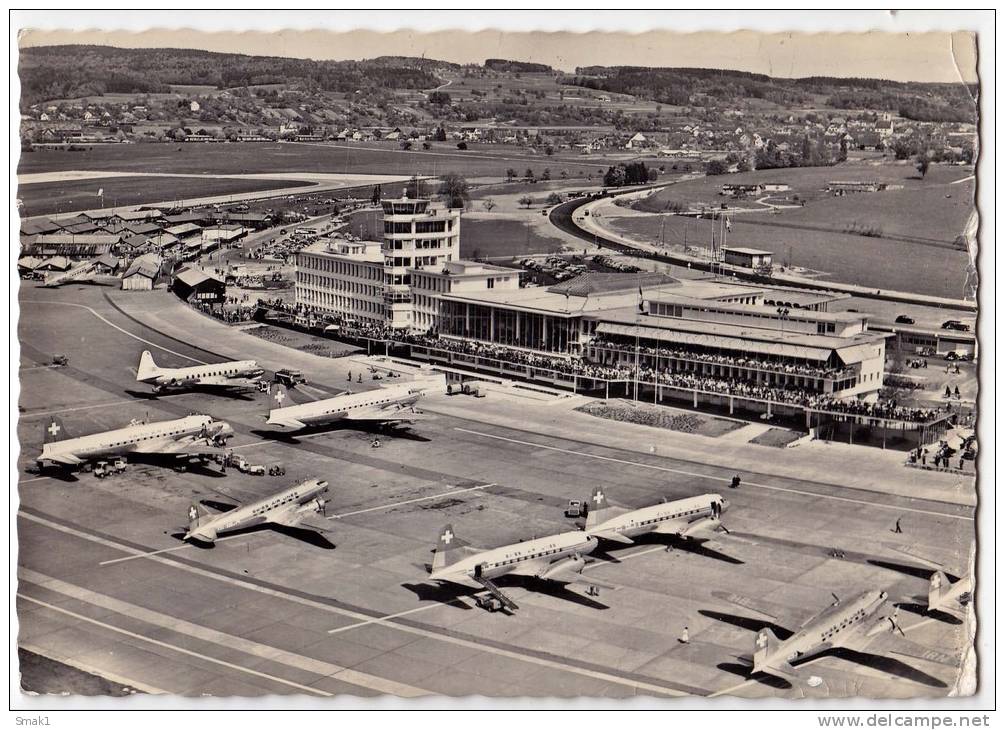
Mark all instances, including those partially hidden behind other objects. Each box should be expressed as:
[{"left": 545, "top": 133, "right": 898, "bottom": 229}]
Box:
[
  {"left": 894, "top": 314, "right": 972, "bottom": 333},
  {"left": 518, "top": 256, "right": 588, "bottom": 282}
]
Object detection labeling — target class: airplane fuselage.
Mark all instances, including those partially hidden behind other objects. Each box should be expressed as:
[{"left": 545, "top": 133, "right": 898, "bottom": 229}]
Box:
[
  {"left": 588, "top": 494, "right": 726, "bottom": 541},
  {"left": 38, "top": 415, "right": 230, "bottom": 467},
  {"left": 186, "top": 479, "right": 329, "bottom": 541},
  {"left": 267, "top": 385, "right": 421, "bottom": 428},
  {"left": 141, "top": 361, "right": 263, "bottom": 391},
  {"left": 431, "top": 531, "right": 598, "bottom": 584}
]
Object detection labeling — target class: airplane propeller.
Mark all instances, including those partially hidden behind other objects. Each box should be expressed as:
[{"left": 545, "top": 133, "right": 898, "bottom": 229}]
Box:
[
  {"left": 831, "top": 592, "right": 841, "bottom": 606},
  {"left": 315, "top": 497, "right": 327, "bottom": 516},
  {"left": 889, "top": 605, "right": 906, "bottom": 637}
]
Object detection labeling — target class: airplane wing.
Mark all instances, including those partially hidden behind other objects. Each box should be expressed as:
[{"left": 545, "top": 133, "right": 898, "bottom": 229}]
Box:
[
  {"left": 272, "top": 512, "right": 334, "bottom": 533},
  {"left": 591, "top": 529, "right": 634, "bottom": 545},
  {"left": 267, "top": 413, "right": 307, "bottom": 429},
  {"left": 48, "top": 452, "right": 83, "bottom": 466},
  {"left": 343, "top": 405, "right": 422, "bottom": 422},
  {"left": 712, "top": 590, "right": 794, "bottom": 624},
  {"left": 134, "top": 438, "right": 226, "bottom": 457}
]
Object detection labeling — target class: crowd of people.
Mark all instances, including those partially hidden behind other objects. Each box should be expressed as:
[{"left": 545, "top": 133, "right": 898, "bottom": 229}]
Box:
[
  {"left": 253, "top": 305, "right": 940, "bottom": 424},
  {"left": 589, "top": 338, "right": 851, "bottom": 380},
  {"left": 193, "top": 301, "right": 257, "bottom": 324}
]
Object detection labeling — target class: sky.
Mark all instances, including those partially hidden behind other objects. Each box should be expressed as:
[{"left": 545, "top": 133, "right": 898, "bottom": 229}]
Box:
[{"left": 17, "top": 26, "right": 979, "bottom": 85}]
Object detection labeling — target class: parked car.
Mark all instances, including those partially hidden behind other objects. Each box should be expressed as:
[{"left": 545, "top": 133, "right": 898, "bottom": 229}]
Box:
[
  {"left": 942, "top": 320, "right": 971, "bottom": 332},
  {"left": 895, "top": 315, "right": 915, "bottom": 325}
]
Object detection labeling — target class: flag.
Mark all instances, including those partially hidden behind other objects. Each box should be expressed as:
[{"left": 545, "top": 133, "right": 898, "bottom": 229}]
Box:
[
  {"left": 638, "top": 285, "right": 645, "bottom": 313},
  {"left": 97, "top": 188, "right": 104, "bottom": 196},
  {"left": 725, "top": 216, "right": 732, "bottom": 232}
]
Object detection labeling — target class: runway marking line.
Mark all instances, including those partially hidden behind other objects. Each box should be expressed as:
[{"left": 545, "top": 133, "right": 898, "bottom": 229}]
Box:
[
  {"left": 98, "top": 534, "right": 247, "bottom": 566},
  {"left": 20, "top": 393, "right": 189, "bottom": 420},
  {"left": 18, "top": 592, "right": 333, "bottom": 697},
  {"left": 22, "top": 300, "right": 208, "bottom": 365},
  {"left": 453, "top": 428, "right": 972, "bottom": 522},
  {"left": 329, "top": 483, "right": 496, "bottom": 520},
  {"left": 18, "top": 510, "right": 691, "bottom": 697},
  {"left": 19, "top": 567, "right": 428, "bottom": 698}
]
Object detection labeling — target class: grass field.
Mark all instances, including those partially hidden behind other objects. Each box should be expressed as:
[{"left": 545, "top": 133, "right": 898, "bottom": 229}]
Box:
[
  {"left": 18, "top": 141, "right": 635, "bottom": 178},
  {"left": 612, "top": 160, "right": 975, "bottom": 298},
  {"left": 18, "top": 175, "right": 303, "bottom": 217}
]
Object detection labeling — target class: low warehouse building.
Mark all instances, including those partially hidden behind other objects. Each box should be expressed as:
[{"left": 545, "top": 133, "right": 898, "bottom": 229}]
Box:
[
  {"left": 172, "top": 267, "right": 226, "bottom": 304},
  {"left": 121, "top": 254, "right": 163, "bottom": 290}
]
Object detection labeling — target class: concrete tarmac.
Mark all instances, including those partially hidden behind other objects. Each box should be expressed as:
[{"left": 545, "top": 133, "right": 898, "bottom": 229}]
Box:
[{"left": 15, "top": 282, "right": 975, "bottom": 699}]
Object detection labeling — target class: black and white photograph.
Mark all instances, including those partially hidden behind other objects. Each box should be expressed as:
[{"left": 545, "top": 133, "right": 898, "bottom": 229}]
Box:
[{"left": 9, "top": 9, "right": 993, "bottom": 719}]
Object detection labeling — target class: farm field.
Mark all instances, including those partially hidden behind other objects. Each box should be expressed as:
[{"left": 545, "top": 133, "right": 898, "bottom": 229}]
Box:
[
  {"left": 18, "top": 140, "right": 641, "bottom": 179},
  {"left": 17, "top": 175, "right": 304, "bottom": 217}
]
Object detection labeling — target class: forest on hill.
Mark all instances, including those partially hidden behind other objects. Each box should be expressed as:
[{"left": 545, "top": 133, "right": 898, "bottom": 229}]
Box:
[
  {"left": 19, "top": 45, "right": 446, "bottom": 106},
  {"left": 565, "top": 66, "right": 978, "bottom": 123}
]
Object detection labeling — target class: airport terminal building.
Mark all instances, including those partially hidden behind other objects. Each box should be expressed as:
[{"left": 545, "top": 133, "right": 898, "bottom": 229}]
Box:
[{"left": 292, "top": 197, "right": 956, "bottom": 445}]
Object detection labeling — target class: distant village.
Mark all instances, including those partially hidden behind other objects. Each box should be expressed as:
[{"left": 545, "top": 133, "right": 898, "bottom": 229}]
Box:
[{"left": 20, "top": 87, "right": 977, "bottom": 168}]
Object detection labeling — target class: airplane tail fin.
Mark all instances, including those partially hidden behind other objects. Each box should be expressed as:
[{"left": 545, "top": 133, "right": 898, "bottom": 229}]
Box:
[
  {"left": 136, "top": 350, "right": 161, "bottom": 381},
  {"left": 584, "top": 487, "right": 613, "bottom": 529},
  {"left": 431, "top": 523, "right": 467, "bottom": 573},
  {"left": 753, "top": 627, "right": 781, "bottom": 674},
  {"left": 928, "top": 570, "right": 952, "bottom": 611},
  {"left": 271, "top": 383, "right": 291, "bottom": 410},
  {"left": 43, "top": 416, "right": 71, "bottom": 444},
  {"left": 187, "top": 503, "right": 215, "bottom": 532}
]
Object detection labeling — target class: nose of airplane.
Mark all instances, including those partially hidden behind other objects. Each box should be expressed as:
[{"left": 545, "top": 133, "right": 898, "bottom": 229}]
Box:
[
  {"left": 216, "top": 421, "right": 234, "bottom": 438},
  {"left": 719, "top": 498, "right": 731, "bottom": 513}
]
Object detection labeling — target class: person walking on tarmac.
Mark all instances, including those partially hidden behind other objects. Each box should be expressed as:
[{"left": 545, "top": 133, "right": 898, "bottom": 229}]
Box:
[
  {"left": 348, "top": 371, "right": 352, "bottom": 382},
  {"left": 730, "top": 474, "right": 741, "bottom": 489}
]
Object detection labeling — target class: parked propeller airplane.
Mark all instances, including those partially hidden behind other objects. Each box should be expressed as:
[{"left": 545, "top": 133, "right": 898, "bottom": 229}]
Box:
[
  {"left": 183, "top": 478, "right": 331, "bottom": 544},
  {"left": 584, "top": 487, "right": 729, "bottom": 544},
  {"left": 265, "top": 382, "right": 425, "bottom": 430},
  {"left": 37, "top": 414, "right": 233, "bottom": 470},
  {"left": 136, "top": 350, "right": 264, "bottom": 393},
  {"left": 426, "top": 523, "right": 612, "bottom": 611},
  {"left": 713, "top": 588, "right": 953, "bottom": 682}
]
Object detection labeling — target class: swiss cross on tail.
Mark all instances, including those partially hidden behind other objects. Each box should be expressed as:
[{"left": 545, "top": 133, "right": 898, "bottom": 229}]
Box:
[
  {"left": 757, "top": 631, "right": 769, "bottom": 649},
  {"left": 43, "top": 416, "right": 70, "bottom": 443}
]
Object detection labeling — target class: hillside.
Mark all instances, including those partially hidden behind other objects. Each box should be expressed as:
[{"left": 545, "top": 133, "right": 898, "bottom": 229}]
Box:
[
  {"left": 18, "top": 45, "right": 445, "bottom": 107},
  {"left": 565, "top": 66, "right": 978, "bottom": 123}
]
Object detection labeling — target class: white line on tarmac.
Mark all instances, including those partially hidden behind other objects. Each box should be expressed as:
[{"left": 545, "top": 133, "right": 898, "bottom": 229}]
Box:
[
  {"left": 98, "top": 534, "right": 247, "bottom": 566},
  {"left": 22, "top": 300, "right": 208, "bottom": 365},
  {"left": 17, "top": 640, "right": 168, "bottom": 695},
  {"left": 20, "top": 477, "right": 52, "bottom": 485},
  {"left": 21, "top": 394, "right": 189, "bottom": 419},
  {"left": 708, "top": 679, "right": 754, "bottom": 698},
  {"left": 329, "top": 483, "right": 496, "bottom": 519},
  {"left": 454, "top": 428, "right": 972, "bottom": 522},
  {"left": 18, "top": 592, "right": 335, "bottom": 697},
  {"left": 19, "top": 510, "right": 688, "bottom": 697},
  {"left": 20, "top": 566, "right": 427, "bottom": 697}
]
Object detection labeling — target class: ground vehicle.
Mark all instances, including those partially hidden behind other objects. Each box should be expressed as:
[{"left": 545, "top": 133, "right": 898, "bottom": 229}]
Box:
[
  {"left": 942, "top": 320, "right": 971, "bottom": 332},
  {"left": 895, "top": 315, "right": 915, "bottom": 325},
  {"left": 246, "top": 464, "right": 266, "bottom": 476},
  {"left": 268, "top": 464, "right": 286, "bottom": 476},
  {"left": 275, "top": 368, "right": 306, "bottom": 387},
  {"left": 93, "top": 461, "right": 109, "bottom": 478},
  {"left": 474, "top": 594, "right": 506, "bottom": 612},
  {"left": 51, "top": 355, "right": 69, "bottom": 367},
  {"left": 564, "top": 500, "right": 587, "bottom": 518},
  {"left": 945, "top": 351, "right": 973, "bottom": 361}
]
